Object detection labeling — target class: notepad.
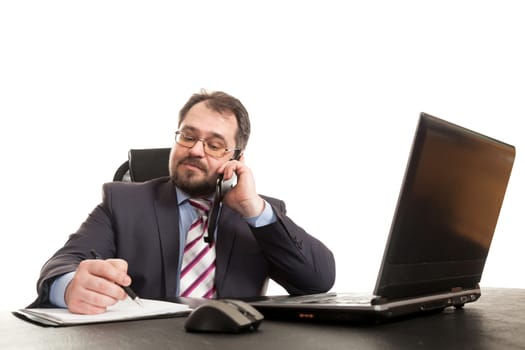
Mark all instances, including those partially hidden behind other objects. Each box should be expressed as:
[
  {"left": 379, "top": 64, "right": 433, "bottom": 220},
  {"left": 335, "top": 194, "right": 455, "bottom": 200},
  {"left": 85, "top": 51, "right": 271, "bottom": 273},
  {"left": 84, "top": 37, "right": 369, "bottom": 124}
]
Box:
[{"left": 13, "top": 298, "right": 191, "bottom": 326}]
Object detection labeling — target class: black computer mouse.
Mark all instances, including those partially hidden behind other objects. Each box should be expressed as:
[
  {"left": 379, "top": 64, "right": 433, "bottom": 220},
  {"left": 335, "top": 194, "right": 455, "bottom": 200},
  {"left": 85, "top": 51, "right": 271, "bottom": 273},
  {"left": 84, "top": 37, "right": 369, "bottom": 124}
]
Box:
[{"left": 184, "top": 299, "right": 264, "bottom": 333}]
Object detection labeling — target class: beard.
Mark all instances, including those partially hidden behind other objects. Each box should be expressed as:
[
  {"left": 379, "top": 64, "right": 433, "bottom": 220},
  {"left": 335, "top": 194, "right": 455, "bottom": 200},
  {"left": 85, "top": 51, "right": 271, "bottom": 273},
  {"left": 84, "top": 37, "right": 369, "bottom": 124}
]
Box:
[{"left": 170, "top": 157, "right": 217, "bottom": 197}]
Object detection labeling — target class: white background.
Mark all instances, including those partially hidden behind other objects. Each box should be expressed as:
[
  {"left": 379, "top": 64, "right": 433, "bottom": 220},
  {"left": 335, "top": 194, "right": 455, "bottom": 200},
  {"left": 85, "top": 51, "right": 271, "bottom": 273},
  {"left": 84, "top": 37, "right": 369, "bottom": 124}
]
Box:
[{"left": 1, "top": 1, "right": 523, "bottom": 311}]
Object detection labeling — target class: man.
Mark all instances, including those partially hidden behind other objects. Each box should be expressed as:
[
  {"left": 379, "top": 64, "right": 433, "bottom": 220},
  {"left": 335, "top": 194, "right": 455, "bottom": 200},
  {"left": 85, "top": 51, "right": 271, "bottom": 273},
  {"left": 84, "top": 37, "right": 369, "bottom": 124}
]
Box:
[{"left": 30, "top": 90, "right": 336, "bottom": 314}]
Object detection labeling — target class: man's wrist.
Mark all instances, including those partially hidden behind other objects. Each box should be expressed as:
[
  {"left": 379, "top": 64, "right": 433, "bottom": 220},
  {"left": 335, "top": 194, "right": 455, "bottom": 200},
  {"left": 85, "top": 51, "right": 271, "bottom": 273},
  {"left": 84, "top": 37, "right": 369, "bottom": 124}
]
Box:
[
  {"left": 244, "top": 200, "right": 277, "bottom": 227},
  {"left": 49, "top": 271, "right": 75, "bottom": 308}
]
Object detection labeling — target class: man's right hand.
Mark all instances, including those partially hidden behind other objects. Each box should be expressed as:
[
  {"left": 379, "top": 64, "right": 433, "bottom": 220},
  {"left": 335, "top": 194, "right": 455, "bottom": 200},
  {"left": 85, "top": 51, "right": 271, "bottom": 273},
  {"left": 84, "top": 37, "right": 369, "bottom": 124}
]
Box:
[{"left": 64, "top": 258, "right": 132, "bottom": 314}]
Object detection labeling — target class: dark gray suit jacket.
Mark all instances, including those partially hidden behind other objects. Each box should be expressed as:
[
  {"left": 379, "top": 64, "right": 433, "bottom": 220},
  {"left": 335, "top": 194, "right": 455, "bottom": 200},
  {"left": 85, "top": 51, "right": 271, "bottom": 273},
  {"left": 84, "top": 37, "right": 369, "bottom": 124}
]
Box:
[{"left": 31, "top": 177, "right": 336, "bottom": 307}]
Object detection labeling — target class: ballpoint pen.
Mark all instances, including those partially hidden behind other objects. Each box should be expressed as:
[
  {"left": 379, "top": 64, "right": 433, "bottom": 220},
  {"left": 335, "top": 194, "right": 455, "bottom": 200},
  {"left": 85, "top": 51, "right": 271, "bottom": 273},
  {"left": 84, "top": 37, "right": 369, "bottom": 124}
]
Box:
[{"left": 90, "top": 249, "right": 144, "bottom": 307}]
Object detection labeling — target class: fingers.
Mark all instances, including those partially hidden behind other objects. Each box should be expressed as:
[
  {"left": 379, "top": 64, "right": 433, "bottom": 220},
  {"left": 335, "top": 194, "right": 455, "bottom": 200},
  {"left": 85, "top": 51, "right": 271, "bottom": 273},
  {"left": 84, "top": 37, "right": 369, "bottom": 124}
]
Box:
[
  {"left": 106, "top": 258, "right": 131, "bottom": 287},
  {"left": 219, "top": 158, "right": 244, "bottom": 178},
  {"left": 66, "top": 293, "right": 115, "bottom": 315},
  {"left": 65, "top": 259, "right": 131, "bottom": 314}
]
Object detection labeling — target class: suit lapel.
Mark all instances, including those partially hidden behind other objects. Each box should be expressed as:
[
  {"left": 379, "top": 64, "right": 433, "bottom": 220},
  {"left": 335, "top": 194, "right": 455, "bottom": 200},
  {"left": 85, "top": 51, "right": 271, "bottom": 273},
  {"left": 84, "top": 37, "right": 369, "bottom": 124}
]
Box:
[
  {"left": 151, "top": 180, "right": 241, "bottom": 298},
  {"left": 153, "top": 179, "right": 181, "bottom": 298}
]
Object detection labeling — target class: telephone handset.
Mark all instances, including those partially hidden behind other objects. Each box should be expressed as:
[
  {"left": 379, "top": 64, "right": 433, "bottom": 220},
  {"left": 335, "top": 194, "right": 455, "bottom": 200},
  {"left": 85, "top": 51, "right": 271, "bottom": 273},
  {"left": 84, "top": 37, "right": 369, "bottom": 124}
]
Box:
[
  {"left": 217, "top": 172, "right": 238, "bottom": 201},
  {"left": 205, "top": 150, "right": 242, "bottom": 245}
]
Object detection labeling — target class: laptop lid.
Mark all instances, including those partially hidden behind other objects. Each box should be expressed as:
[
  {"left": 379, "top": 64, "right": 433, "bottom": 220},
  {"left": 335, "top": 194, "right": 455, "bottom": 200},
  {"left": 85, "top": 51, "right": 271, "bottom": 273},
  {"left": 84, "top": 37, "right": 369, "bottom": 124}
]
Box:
[
  {"left": 248, "top": 112, "right": 515, "bottom": 322},
  {"left": 374, "top": 112, "right": 515, "bottom": 300}
]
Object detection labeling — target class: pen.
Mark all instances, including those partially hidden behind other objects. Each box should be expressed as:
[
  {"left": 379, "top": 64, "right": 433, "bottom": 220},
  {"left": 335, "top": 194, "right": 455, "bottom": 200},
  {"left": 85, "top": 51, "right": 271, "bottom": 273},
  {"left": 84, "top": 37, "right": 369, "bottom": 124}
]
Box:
[{"left": 90, "top": 249, "right": 144, "bottom": 307}]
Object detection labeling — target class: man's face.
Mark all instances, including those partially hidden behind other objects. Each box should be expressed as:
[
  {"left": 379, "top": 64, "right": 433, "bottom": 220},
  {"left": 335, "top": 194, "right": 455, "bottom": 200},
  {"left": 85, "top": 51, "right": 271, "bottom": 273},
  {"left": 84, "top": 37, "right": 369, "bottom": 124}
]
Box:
[{"left": 169, "top": 101, "right": 238, "bottom": 197}]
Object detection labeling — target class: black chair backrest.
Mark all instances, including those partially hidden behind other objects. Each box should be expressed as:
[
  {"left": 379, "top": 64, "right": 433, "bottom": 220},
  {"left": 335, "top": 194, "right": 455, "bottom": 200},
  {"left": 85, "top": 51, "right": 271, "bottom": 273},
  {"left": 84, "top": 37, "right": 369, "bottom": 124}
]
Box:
[{"left": 113, "top": 148, "right": 171, "bottom": 182}]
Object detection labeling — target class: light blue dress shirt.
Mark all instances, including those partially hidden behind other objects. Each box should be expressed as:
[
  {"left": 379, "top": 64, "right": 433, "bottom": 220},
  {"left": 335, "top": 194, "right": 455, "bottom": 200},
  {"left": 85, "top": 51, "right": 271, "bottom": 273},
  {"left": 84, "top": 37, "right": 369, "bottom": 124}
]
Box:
[{"left": 49, "top": 189, "right": 276, "bottom": 307}]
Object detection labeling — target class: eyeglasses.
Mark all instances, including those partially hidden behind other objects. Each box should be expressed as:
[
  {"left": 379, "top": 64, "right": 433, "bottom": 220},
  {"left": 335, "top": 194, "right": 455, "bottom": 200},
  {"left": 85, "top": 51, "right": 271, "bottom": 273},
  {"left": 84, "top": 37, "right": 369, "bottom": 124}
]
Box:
[{"left": 175, "top": 131, "right": 240, "bottom": 158}]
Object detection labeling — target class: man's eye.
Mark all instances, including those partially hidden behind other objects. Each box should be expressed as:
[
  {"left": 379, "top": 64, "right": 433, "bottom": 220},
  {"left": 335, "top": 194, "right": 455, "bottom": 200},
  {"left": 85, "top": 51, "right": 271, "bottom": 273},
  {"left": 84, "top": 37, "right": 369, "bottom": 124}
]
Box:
[
  {"left": 207, "top": 142, "right": 224, "bottom": 151},
  {"left": 182, "top": 135, "right": 196, "bottom": 142}
]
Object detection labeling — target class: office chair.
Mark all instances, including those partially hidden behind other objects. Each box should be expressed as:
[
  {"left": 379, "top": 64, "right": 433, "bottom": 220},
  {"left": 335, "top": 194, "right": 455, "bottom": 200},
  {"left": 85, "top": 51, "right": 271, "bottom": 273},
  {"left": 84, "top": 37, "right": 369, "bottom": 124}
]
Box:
[{"left": 113, "top": 148, "right": 171, "bottom": 182}]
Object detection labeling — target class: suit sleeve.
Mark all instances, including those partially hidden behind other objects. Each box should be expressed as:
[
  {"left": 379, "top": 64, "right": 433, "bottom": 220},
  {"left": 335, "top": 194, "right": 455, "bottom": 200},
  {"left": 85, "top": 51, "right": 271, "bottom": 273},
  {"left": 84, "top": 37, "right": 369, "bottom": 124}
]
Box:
[
  {"left": 252, "top": 197, "right": 336, "bottom": 295},
  {"left": 28, "top": 183, "right": 117, "bottom": 308}
]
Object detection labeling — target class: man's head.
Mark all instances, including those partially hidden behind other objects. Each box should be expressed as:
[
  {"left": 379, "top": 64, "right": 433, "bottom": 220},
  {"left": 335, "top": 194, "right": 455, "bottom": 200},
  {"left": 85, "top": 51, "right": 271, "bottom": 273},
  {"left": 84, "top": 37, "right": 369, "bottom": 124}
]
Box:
[{"left": 169, "top": 90, "right": 251, "bottom": 197}]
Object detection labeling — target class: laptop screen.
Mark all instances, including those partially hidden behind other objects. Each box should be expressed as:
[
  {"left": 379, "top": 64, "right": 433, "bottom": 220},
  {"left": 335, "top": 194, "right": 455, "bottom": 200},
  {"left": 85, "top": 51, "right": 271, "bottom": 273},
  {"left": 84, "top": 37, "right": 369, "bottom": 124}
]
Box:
[{"left": 374, "top": 113, "right": 515, "bottom": 299}]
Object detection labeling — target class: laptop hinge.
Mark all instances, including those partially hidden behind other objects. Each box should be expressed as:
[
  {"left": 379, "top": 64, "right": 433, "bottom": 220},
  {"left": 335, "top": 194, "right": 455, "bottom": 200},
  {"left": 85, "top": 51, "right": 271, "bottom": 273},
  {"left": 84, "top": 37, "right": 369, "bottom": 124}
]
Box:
[
  {"left": 371, "top": 296, "right": 387, "bottom": 305},
  {"left": 372, "top": 284, "right": 481, "bottom": 306}
]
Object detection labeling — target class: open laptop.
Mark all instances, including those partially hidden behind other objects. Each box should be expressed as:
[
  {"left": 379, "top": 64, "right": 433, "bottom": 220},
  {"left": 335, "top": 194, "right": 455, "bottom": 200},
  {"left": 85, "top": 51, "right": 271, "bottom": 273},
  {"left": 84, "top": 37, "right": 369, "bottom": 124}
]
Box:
[{"left": 249, "top": 112, "right": 516, "bottom": 323}]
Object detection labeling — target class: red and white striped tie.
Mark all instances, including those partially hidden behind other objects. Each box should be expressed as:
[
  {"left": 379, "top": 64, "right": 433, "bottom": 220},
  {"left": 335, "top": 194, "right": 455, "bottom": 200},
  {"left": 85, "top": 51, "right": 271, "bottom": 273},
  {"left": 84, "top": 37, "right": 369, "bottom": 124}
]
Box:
[{"left": 179, "top": 198, "right": 217, "bottom": 298}]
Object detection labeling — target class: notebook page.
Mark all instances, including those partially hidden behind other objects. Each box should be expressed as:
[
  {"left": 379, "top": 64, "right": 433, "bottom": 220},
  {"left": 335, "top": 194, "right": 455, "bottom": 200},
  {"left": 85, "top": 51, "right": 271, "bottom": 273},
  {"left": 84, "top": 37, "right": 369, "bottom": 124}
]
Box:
[{"left": 16, "top": 298, "right": 191, "bottom": 326}]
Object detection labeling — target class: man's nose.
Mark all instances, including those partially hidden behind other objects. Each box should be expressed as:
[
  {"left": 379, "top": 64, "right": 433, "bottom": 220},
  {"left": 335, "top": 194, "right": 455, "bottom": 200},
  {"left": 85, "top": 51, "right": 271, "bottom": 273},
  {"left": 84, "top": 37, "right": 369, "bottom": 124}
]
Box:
[{"left": 188, "top": 139, "right": 206, "bottom": 156}]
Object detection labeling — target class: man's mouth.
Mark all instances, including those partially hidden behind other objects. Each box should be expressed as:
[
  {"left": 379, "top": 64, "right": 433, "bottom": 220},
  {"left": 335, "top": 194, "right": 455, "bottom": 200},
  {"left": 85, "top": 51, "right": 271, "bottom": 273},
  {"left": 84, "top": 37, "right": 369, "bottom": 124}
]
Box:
[{"left": 179, "top": 159, "right": 206, "bottom": 172}]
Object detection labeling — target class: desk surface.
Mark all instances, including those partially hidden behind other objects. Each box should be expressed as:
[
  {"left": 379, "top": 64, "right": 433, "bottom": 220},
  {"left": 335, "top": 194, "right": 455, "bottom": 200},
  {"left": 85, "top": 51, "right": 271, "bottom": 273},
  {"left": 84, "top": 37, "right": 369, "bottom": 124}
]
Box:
[{"left": 2, "top": 287, "right": 524, "bottom": 350}]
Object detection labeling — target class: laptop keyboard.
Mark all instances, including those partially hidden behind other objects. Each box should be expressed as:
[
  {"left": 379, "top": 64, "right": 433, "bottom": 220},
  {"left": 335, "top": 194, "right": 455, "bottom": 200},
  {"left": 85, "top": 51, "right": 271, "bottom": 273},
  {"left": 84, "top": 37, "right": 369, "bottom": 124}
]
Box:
[{"left": 275, "top": 293, "right": 375, "bottom": 305}]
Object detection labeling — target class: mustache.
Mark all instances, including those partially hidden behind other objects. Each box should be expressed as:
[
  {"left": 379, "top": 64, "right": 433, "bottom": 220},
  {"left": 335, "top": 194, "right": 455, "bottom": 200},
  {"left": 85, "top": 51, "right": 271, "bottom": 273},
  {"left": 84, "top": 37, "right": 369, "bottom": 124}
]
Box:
[{"left": 179, "top": 157, "right": 207, "bottom": 172}]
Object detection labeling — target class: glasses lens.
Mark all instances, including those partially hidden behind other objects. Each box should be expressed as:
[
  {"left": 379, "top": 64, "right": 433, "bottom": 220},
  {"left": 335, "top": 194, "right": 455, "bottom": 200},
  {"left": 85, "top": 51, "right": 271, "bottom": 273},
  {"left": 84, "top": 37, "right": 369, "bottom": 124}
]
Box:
[
  {"left": 175, "top": 132, "right": 228, "bottom": 158},
  {"left": 204, "top": 139, "right": 227, "bottom": 157},
  {"left": 175, "top": 132, "right": 195, "bottom": 147}
]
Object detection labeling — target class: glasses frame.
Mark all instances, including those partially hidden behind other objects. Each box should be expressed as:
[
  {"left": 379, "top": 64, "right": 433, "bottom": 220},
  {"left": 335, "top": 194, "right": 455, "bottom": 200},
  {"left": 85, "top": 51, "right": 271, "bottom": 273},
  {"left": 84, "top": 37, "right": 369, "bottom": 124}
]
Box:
[{"left": 175, "top": 131, "right": 241, "bottom": 159}]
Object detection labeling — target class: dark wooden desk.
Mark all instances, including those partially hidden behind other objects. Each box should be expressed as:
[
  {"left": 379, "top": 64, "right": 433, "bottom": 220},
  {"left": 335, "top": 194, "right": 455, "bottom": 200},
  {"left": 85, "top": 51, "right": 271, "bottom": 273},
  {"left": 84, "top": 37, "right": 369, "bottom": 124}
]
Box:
[{"left": 2, "top": 288, "right": 524, "bottom": 350}]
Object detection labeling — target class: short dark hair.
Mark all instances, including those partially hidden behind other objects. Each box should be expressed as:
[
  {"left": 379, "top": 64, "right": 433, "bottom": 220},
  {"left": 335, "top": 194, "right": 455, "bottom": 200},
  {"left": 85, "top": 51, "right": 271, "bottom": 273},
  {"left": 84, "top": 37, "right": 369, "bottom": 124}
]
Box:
[{"left": 178, "top": 89, "right": 251, "bottom": 150}]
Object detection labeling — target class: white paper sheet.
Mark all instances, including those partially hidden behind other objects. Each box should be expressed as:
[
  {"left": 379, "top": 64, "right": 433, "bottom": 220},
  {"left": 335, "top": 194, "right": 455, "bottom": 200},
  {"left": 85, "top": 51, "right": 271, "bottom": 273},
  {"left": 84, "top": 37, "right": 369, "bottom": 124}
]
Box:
[{"left": 15, "top": 298, "right": 191, "bottom": 326}]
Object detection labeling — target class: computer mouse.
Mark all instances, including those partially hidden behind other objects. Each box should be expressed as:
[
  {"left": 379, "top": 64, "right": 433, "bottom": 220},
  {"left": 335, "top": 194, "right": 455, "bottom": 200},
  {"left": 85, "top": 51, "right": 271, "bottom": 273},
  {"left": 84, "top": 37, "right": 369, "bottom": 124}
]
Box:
[{"left": 184, "top": 299, "right": 264, "bottom": 333}]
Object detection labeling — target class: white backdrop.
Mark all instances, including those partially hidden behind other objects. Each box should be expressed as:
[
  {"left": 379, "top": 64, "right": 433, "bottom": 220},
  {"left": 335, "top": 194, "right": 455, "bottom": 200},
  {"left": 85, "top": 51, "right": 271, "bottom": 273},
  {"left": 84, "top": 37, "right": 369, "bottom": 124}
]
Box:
[{"left": 1, "top": 1, "right": 523, "bottom": 311}]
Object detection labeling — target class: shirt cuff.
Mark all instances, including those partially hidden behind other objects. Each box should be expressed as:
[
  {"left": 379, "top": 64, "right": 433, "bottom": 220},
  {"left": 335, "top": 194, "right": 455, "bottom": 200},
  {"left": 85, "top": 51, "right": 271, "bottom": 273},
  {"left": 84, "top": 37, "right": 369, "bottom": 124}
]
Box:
[
  {"left": 244, "top": 200, "right": 277, "bottom": 227},
  {"left": 49, "top": 271, "right": 75, "bottom": 308}
]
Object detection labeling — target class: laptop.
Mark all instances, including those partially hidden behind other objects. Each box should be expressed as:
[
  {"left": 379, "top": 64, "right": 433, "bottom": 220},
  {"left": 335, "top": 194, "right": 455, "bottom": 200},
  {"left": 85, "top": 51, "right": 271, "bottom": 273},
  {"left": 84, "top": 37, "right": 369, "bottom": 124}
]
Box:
[{"left": 248, "top": 112, "right": 516, "bottom": 323}]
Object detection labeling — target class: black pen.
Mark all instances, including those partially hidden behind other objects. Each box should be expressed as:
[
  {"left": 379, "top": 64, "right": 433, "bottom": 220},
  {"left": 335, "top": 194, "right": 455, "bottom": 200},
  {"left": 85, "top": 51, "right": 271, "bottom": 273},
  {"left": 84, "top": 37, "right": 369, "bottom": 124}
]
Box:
[{"left": 90, "top": 249, "right": 144, "bottom": 307}]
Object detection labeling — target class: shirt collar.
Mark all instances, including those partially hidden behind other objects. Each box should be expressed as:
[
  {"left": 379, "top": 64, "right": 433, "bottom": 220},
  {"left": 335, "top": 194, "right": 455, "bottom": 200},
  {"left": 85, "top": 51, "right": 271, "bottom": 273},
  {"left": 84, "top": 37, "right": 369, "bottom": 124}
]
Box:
[{"left": 175, "top": 187, "right": 213, "bottom": 205}]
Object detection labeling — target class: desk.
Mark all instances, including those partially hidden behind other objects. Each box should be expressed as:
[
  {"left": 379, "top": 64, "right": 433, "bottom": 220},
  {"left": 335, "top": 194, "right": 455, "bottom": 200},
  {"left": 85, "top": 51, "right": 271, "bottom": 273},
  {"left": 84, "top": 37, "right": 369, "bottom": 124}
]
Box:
[{"left": 1, "top": 288, "right": 524, "bottom": 350}]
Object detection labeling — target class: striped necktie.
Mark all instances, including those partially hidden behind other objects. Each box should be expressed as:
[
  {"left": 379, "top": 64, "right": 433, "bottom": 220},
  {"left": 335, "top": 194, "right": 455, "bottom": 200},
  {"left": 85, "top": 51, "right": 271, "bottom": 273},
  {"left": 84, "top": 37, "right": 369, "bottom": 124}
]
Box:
[{"left": 179, "top": 198, "right": 217, "bottom": 298}]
